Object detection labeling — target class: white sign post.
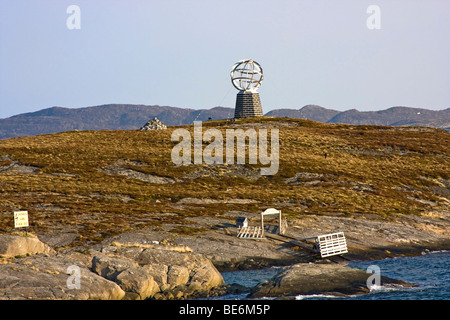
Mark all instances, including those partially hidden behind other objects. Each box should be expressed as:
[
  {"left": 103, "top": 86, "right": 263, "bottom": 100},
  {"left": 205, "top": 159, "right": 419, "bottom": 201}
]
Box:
[{"left": 14, "top": 211, "right": 29, "bottom": 234}]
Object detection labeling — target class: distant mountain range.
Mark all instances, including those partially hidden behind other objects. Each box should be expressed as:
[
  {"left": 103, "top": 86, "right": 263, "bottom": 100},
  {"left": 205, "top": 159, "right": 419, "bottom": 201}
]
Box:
[
  {"left": 0, "top": 104, "right": 234, "bottom": 140},
  {"left": 0, "top": 104, "right": 449, "bottom": 140},
  {"left": 266, "top": 105, "right": 450, "bottom": 128}
]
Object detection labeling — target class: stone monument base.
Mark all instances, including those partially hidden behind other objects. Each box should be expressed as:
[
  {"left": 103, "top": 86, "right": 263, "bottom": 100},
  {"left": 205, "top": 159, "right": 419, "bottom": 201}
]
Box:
[{"left": 234, "top": 91, "right": 263, "bottom": 118}]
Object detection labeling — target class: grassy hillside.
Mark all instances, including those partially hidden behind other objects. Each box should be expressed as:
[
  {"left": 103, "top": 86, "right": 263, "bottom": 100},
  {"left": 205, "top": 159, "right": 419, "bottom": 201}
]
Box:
[{"left": 0, "top": 117, "right": 449, "bottom": 247}]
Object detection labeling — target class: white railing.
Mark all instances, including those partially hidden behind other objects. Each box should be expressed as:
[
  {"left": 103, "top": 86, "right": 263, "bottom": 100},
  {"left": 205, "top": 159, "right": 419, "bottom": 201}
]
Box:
[{"left": 317, "top": 232, "right": 348, "bottom": 258}]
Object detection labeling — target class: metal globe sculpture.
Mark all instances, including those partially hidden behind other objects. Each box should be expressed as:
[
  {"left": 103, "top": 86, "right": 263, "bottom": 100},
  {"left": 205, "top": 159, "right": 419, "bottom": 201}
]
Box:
[
  {"left": 230, "top": 59, "right": 264, "bottom": 92},
  {"left": 231, "top": 59, "right": 264, "bottom": 118}
]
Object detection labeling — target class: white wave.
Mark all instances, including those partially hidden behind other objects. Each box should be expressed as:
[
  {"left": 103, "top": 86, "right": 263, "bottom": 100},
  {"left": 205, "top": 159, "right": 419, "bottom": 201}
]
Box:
[
  {"left": 295, "top": 294, "right": 342, "bottom": 300},
  {"left": 368, "top": 284, "right": 397, "bottom": 292},
  {"left": 368, "top": 283, "right": 420, "bottom": 293}
]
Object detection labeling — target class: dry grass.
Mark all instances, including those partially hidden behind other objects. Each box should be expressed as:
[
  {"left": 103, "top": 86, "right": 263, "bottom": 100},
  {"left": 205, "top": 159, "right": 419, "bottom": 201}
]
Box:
[{"left": 0, "top": 117, "right": 448, "bottom": 245}]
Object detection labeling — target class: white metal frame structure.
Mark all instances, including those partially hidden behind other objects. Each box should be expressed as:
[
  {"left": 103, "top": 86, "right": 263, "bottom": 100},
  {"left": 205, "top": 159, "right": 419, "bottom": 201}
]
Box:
[
  {"left": 260, "top": 208, "right": 287, "bottom": 237},
  {"left": 230, "top": 59, "right": 264, "bottom": 92},
  {"left": 316, "top": 232, "right": 348, "bottom": 258},
  {"left": 236, "top": 208, "right": 287, "bottom": 239}
]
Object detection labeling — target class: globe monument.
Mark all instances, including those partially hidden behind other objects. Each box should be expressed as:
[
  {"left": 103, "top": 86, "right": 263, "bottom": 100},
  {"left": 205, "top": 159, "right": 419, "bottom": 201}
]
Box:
[{"left": 230, "top": 59, "right": 264, "bottom": 118}]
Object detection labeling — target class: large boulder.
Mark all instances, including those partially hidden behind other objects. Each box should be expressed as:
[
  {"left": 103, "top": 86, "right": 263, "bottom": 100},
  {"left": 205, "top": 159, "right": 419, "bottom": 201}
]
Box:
[
  {"left": 115, "top": 267, "right": 160, "bottom": 300},
  {"left": 93, "top": 242, "right": 225, "bottom": 299},
  {"left": 0, "top": 234, "right": 55, "bottom": 258},
  {"left": 167, "top": 265, "right": 190, "bottom": 287},
  {"left": 142, "top": 264, "right": 168, "bottom": 289},
  {"left": 91, "top": 253, "right": 159, "bottom": 300},
  {"left": 250, "top": 262, "right": 414, "bottom": 298},
  {"left": 0, "top": 255, "right": 125, "bottom": 300},
  {"left": 91, "top": 254, "right": 138, "bottom": 279}
]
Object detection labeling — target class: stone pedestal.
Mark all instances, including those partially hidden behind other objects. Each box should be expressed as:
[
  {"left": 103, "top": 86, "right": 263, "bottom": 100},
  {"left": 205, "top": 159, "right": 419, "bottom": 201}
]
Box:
[{"left": 234, "top": 91, "right": 263, "bottom": 118}]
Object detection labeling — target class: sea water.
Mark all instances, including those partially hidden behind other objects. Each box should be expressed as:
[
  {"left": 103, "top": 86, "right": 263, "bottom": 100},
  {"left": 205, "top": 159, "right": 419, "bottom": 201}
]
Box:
[
  {"left": 345, "top": 250, "right": 449, "bottom": 300},
  {"left": 219, "top": 251, "right": 450, "bottom": 300}
]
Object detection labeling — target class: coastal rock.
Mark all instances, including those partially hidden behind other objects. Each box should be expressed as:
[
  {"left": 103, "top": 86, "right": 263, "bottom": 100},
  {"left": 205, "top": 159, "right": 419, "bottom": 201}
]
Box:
[
  {"left": 115, "top": 267, "right": 159, "bottom": 300},
  {"left": 0, "top": 232, "right": 224, "bottom": 300},
  {"left": 167, "top": 265, "right": 190, "bottom": 287},
  {"left": 142, "top": 264, "right": 168, "bottom": 288},
  {"left": 0, "top": 255, "right": 125, "bottom": 300},
  {"left": 91, "top": 254, "right": 138, "bottom": 279},
  {"left": 0, "top": 234, "right": 55, "bottom": 258},
  {"left": 91, "top": 242, "right": 225, "bottom": 299},
  {"left": 189, "top": 264, "right": 224, "bottom": 289},
  {"left": 250, "top": 262, "right": 412, "bottom": 298}
]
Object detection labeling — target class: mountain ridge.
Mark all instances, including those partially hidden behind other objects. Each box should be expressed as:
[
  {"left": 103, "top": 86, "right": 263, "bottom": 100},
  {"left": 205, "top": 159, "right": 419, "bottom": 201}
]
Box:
[{"left": 1, "top": 103, "right": 449, "bottom": 139}]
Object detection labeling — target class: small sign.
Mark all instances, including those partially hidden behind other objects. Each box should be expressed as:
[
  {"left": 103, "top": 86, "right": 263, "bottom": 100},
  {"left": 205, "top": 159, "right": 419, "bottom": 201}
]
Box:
[{"left": 14, "top": 211, "right": 29, "bottom": 228}]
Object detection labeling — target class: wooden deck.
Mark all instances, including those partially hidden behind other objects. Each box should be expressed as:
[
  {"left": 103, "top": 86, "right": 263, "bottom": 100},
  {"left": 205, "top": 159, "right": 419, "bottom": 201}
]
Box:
[{"left": 237, "top": 226, "right": 264, "bottom": 239}]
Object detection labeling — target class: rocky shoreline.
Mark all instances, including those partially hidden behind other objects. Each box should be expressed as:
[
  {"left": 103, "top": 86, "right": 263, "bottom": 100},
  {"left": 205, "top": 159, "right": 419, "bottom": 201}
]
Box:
[
  {"left": 0, "top": 233, "right": 224, "bottom": 300},
  {"left": 1, "top": 226, "right": 448, "bottom": 300},
  {"left": 2, "top": 197, "right": 450, "bottom": 300}
]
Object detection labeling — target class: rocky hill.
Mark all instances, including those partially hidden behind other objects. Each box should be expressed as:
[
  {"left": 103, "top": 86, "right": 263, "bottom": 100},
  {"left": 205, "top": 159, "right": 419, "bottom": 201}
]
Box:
[
  {"left": 1, "top": 104, "right": 449, "bottom": 140},
  {"left": 0, "top": 116, "right": 448, "bottom": 251},
  {"left": 0, "top": 117, "right": 449, "bottom": 299}
]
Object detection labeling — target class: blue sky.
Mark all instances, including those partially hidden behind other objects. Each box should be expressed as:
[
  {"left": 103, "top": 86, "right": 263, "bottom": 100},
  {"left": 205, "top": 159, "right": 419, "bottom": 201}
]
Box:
[{"left": 0, "top": 0, "right": 449, "bottom": 119}]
